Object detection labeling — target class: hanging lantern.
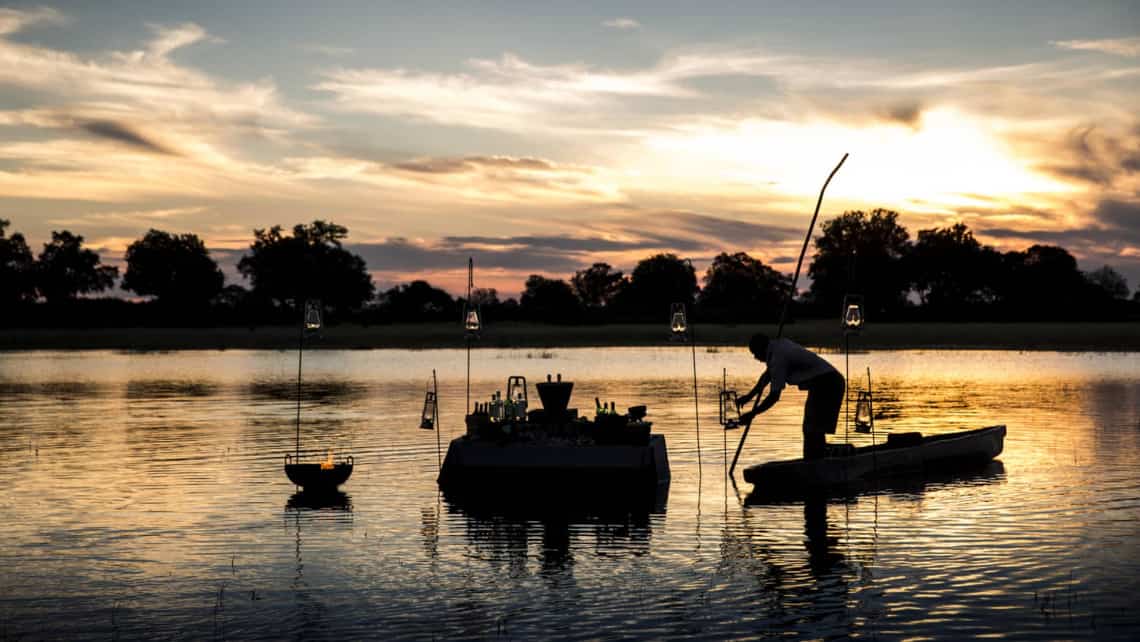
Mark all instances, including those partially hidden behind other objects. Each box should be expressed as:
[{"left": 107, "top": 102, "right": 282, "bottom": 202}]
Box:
[
  {"left": 464, "top": 304, "right": 481, "bottom": 336},
  {"left": 841, "top": 294, "right": 864, "bottom": 334},
  {"left": 719, "top": 390, "right": 741, "bottom": 429},
  {"left": 304, "top": 299, "right": 323, "bottom": 332},
  {"left": 670, "top": 302, "right": 688, "bottom": 339},
  {"left": 420, "top": 390, "right": 437, "bottom": 430},
  {"left": 854, "top": 390, "right": 873, "bottom": 433}
]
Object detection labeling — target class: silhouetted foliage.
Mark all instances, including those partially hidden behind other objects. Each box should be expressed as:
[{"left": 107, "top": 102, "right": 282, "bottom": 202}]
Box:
[
  {"left": 699, "top": 252, "right": 790, "bottom": 322},
  {"left": 3, "top": 211, "right": 1137, "bottom": 327},
  {"left": 996, "top": 245, "right": 1105, "bottom": 320},
  {"left": 1086, "top": 265, "right": 1130, "bottom": 300},
  {"left": 520, "top": 275, "right": 581, "bottom": 323},
  {"left": 377, "top": 280, "right": 455, "bottom": 322},
  {"left": 237, "top": 221, "right": 374, "bottom": 312},
  {"left": 571, "top": 263, "right": 626, "bottom": 310},
  {"left": 808, "top": 209, "right": 911, "bottom": 319},
  {"left": 463, "top": 287, "right": 521, "bottom": 323},
  {"left": 0, "top": 219, "right": 36, "bottom": 304},
  {"left": 123, "top": 229, "right": 223, "bottom": 306},
  {"left": 615, "top": 253, "right": 697, "bottom": 320},
  {"left": 35, "top": 231, "right": 118, "bottom": 303},
  {"left": 907, "top": 223, "right": 1002, "bottom": 316}
]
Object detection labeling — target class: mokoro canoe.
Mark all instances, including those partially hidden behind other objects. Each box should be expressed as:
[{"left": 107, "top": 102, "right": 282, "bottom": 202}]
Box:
[{"left": 742, "top": 424, "right": 1005, "bottom": 489}]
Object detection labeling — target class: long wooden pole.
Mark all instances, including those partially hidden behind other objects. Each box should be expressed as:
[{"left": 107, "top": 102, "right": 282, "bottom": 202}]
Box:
[{"left": 729, "top": 153, "right": 848, "bottom": 478}]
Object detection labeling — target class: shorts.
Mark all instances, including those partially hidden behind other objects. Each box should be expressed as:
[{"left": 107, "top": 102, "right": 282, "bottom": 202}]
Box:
[{"left": 801, "top": 370, "right": 844, "bottom": 435}]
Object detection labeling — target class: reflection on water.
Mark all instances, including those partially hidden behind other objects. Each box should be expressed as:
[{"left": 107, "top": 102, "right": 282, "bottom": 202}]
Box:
[{"left": 0, "top": 348, "right": 1138, "bottom": 639}]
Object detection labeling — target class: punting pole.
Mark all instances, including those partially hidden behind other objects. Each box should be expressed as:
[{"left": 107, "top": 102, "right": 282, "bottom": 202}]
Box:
[{"left": 729, "top": 152, "right": 848, "bottom": 478}]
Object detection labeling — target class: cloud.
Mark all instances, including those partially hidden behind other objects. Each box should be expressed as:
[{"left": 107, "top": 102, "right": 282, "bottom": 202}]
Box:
[
  {"left": 304, "top": 44, "right": 354, "bottom": 57},
  {"left": 392, "top": 155, "right": 555, "bottom": 174},
  {"left": 1052, "top": 37, "right": 1140, "bottom": 58},
  {"left": 602, "top": 18, "right": 641, "bottom": 31},
  {"left": 145, "top": 22, "right": 211, "bottom": 58},
  {"left": 0, "top": 6, "right": 64, "bottom": 35},
  {"left": 312, "top": 43, "right": 1136, "bottom": 141},
  {"left": 0, "top": 11, "right": 314, "bottom": 141},
  {"left": 79, "top": 120, "right": 177, "bottom": 155},
  {"left": 1034, "top": 123, "right": 1140, "bottom": 187}
]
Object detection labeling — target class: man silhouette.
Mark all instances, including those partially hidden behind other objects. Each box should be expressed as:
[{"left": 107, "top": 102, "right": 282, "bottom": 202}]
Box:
[{"left": 736, "top": 333, "right": 845, "bottom": 459}]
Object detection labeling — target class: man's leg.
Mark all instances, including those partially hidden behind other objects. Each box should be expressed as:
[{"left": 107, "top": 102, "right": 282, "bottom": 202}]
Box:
[
  {"left": 803, "top": 429, "right": 826, "bottom": 459},
  {"left": 802, "top": 372, "right": 844, "bottom": 459}
]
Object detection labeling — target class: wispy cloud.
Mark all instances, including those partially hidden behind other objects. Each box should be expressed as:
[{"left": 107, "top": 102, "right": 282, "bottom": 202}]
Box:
[
  {"left": 1052, "top": 36, "right": 1140, "bottom": 58},
  {"left": 602, "top": 18, "right": 641, "bottom": 31},
  {"left": 0, "top": 6, "right": 65, "bottom": 35},
  {"left": 303, "top": 44, "right": 354, "bottom": 57}
]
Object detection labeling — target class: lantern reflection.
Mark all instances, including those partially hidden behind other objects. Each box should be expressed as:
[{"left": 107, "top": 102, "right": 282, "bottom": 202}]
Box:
[{"left": 854, "top": 391, "right": 873, "bottom": 433}]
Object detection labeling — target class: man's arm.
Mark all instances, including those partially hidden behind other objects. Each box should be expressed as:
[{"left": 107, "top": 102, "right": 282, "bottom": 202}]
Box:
[
  {"left": 741, "top": 356, "right": 786, "bottom": 423},
  {"left": 737, "top": 370, "right": 770, "bottom": 406}
]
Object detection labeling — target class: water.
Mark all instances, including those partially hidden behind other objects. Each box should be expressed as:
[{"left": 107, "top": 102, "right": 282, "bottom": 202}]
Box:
[{"left": 1, "top": 347, "right": 1138, "bottom": 640}]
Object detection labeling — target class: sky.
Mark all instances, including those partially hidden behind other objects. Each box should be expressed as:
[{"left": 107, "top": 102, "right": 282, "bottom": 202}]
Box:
[{"left": 1, "top": 1, "right": 1138, "bottom": 297}]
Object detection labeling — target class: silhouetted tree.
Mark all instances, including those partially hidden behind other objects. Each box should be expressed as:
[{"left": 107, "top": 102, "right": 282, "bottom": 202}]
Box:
[
  {"left": 698, "top": 252, "right": 789, "bottom": 322},
  {"left": 0, "top": 219, "right": 36, "bottom": 304},
  {"left": 907, "top": 223, "right": 1002, "bottom": 316},
  {"left": 571, "top": 263, "right": 625, "bottom": 310},
  {"left": 35, "top": 231, "right": 118, "bottom": 303},
  {"left": 520, "top": 275, "right": 581, "bottom": 323},
  {"left": 808, "top": 210, "right": 911, "bottom": 318},
  {"left": 378, "top": 280, "right": 454, "bottom": 321},
  {"left": 237, "top": 221, "right": 374, "bottom": 312},
  {"left": 1086, "top": 265, "right": 1129, "bottom": 300},
  {"left": 996, "top": 245, "right": 1096, "bottom": 319},
  {"left": 615, "top": 253, "right": 697, "bottom": 320},
  {"left": 123, "top": 229, "right": 224, "bottom": 306}
]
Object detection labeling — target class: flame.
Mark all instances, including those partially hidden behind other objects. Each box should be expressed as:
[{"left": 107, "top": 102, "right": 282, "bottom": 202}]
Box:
[{"left": 320, "top": 449, "right": 335, "bottom": 470}]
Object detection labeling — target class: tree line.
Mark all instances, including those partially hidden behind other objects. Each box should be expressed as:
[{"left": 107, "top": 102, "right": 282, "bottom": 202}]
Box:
[{"left": 2, "top": 211, "right": 1137, "bottom": 328}]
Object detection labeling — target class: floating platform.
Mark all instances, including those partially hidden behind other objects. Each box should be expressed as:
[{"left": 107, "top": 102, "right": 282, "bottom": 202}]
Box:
[
  {"left": 743, "top": 424, "right": 1005, "bottom": 492},
  {"left": 438, "top": 432, "right": 670, "bottom": 491}
]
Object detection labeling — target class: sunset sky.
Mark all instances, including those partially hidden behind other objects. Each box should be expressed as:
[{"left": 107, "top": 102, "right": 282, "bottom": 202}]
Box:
[{"left": 1, "top": 1, "right": 1138, "bottom": 296}]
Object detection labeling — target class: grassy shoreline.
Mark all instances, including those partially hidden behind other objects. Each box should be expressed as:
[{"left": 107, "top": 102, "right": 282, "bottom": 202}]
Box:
[{"left": 1, "top": 321, "right": 1139, "bottom": 351}]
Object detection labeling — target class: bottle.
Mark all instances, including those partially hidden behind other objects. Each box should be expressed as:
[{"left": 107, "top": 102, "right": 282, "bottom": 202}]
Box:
[{"left": 517, "top": 392, "right": 527, "bottom": 419}]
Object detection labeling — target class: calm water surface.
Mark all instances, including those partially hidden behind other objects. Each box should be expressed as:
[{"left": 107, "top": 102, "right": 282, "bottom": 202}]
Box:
[{"left": 1, "top": 348, "right": 1138, "bottom": 640}]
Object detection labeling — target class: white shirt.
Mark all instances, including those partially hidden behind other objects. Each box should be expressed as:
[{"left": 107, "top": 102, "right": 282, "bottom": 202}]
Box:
[{"left": 766, "top": 338, "right": 838, "bottom": 394}]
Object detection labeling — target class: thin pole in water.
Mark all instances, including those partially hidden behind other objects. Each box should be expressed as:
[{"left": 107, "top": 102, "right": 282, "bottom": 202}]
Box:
[
  {"left": 465, "top": 257, "right": 473, "bottom": 414},
  {"left": 730, "top": 152, "right": 848, "bottom": 478},
  {"left": 433, "top": 369, "right": 442, "bottom": 470},
  {"left": 845, "top": 332, "right": 850, "bottom": 443},
  {"left": 295, "top": 302, "right": 304, "bottom": 460},
  {"left": 722, "top": 368, "right": 729, "bottom": 484},
  {"left": 690, "top": 315, "right": 701, "bottom": 477}
]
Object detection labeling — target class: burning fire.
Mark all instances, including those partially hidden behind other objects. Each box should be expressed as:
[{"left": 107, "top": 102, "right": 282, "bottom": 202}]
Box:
[{"left": 320, "top": 450, "right": 335, "bottom": 470}]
